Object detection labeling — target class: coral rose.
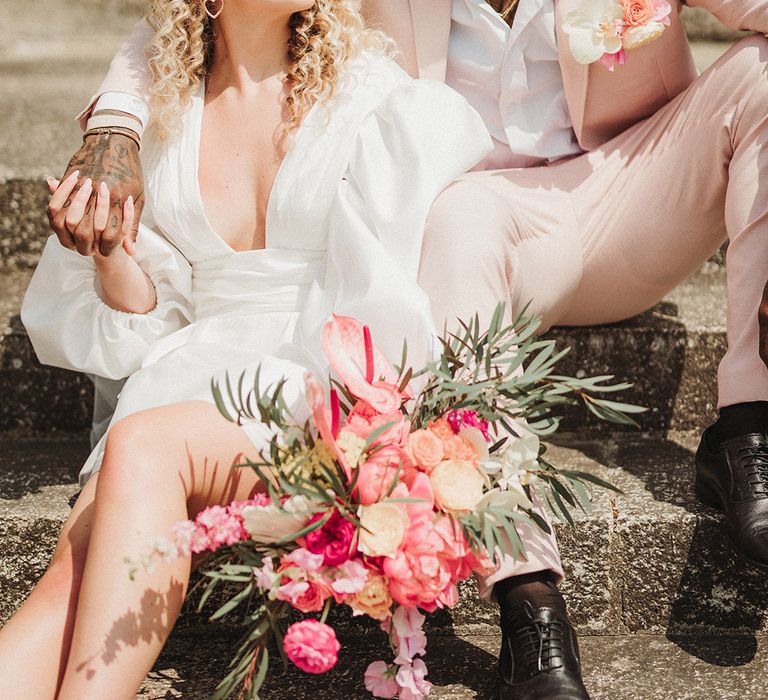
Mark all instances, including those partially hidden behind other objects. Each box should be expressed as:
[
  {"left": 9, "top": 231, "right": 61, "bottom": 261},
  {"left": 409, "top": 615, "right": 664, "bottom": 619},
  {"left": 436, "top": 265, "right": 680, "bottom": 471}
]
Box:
[
  {"left": 442, "top": 434, "right": 477, "bottom": 461},
  {"left": 283, "top": 620, "right": 341, "bottom": 674},
  {"left": 427, "top": 417, "right": 454, "bottom": 441},
  {"left": 621, "top": 0, "right": 654, "bottom": 25},
  {"left": 406, "top": 429, "right": 444, "bottom": 473},
  {"left": 430, "top": 460, "right": 485, "bottom": 513},
  {"left": 358, "top": 502, "right": 408, "bottom": 558},
  {"left": 349, "top": 574, "right": 393, "bottom": 621}
]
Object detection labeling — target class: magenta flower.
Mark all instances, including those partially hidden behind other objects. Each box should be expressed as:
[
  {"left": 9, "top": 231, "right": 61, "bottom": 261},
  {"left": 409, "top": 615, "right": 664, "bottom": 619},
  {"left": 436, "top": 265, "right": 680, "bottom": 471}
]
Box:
[
  {"left": 304, "top": 509, "right": 356, "bottom": 566},
  {"left": 445, "top": 409, "right": 490, "bottom": 441},
  {"left": 283, "top": 620, "right": 341, "bottom": 674}
]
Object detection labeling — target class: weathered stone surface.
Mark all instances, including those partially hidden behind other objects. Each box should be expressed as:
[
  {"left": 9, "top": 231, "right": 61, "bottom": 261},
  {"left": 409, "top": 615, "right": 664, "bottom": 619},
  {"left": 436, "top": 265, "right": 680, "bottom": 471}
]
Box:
[
  {"left": 0, "top": 269, "right": 727, "bottom": 433},
  {"left": 134, "top": 628, "right": 768, "bottom": 699}
]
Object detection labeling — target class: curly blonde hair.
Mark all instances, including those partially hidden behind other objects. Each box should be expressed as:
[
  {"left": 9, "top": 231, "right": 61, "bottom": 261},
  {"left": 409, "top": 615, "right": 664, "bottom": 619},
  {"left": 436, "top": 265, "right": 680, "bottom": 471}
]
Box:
[{"left": 145, "top": 0, "right": 393, "bottom": 140}]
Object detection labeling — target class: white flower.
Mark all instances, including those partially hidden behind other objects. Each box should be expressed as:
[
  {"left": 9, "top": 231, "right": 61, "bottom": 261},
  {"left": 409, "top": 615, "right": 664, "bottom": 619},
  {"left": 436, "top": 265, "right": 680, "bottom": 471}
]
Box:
[
  {"left": 562, "top": 0, "right": 625, "bottom": 64},
  {"left": 242, "top": 495, "right": 314, "bottom": 544},
  {"left": 459, "top": 427, "right": 490, "bottom": 462},
  {"left": 253, "top": 557, "right": 278, "bottom": 591},
  {"left": 481, "top": 433, "right": 539, "bottom": 511},
  {"left": 358, "top": 502, "right": 408, "bottom": 558},
  {"left": 477, "top": 486, "right": 533, "bottom": 512}
]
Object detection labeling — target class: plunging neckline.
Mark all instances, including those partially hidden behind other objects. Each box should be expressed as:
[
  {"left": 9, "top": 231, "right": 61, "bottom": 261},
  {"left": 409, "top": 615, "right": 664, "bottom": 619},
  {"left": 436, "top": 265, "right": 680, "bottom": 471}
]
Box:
[{"left": 190, "top": 80, "right": 319, "bottom": 255}]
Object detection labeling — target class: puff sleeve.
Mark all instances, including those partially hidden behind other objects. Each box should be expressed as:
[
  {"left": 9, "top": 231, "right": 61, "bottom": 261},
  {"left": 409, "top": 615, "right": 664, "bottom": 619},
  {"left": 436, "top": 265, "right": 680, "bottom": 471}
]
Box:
[
  {"left": 298, "top": 72, "right": 492, "bottom": 374},
  {"left": 21, "top": 225, "right": 193, "bottom": 379}
]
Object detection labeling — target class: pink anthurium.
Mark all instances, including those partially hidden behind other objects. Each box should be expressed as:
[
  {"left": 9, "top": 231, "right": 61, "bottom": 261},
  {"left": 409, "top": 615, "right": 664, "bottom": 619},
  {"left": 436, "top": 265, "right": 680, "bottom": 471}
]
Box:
[
  {"left": 304, "top": 373, "right": 352, "bottom": 479},
  {"left": 322, "top": 315, "right": 405, "bottom": 413}
]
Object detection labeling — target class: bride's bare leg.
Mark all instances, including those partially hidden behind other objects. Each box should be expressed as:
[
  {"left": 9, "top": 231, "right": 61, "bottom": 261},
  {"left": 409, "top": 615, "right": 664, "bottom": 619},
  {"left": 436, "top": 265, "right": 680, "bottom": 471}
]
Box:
[
  {"left": 56, "top": 400, "right": 263, "bottom": 700},
  {"left": 0, "top": 474, "right": 97, "bottom": 699}
]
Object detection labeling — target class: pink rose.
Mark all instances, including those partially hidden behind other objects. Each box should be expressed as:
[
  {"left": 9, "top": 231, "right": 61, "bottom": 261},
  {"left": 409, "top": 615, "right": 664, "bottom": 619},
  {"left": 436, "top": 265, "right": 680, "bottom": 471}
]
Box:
[
  {"left": 364, "top": 660, "right": 399, "bottom": 698},
  {"left": 304, "top": 509, "right": 356, "bottom": 566},
  {"left": 275, "top": 578, "right": 332, "bottom": 613},
  {"left": 621, "top": 0, "right": 654, "bottom": 26},
  {"left": 283, "top": 620, "right": 341, "bottom": 674},
  {"left": 406, "top": 430, "right": 444, "bottom": 473}
]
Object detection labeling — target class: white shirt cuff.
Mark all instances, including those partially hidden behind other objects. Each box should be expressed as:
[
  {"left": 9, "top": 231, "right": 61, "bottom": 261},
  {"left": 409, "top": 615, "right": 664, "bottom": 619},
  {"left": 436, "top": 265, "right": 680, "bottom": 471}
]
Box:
[{"left": 93, "top": 92, "right": 151, "bottom": 132}]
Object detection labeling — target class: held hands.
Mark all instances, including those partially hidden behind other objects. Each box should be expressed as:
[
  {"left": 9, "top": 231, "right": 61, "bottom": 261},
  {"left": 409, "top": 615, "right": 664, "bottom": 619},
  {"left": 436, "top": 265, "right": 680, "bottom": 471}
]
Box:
[{"left": 47, "top": 133, "right": 144, "bottom": 257}]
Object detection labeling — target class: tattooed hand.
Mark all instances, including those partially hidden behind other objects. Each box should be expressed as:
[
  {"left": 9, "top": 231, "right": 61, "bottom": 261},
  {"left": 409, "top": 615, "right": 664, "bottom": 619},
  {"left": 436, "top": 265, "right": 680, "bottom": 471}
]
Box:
[{"left": 47, "top": 132, "right": 144, "bottom": 256}]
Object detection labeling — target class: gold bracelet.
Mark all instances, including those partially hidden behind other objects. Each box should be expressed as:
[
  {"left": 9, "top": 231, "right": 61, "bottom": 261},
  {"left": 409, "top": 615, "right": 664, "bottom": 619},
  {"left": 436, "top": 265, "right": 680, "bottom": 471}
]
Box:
[{"left": 83, "top": 126, "right": 141, "bottom": 151}]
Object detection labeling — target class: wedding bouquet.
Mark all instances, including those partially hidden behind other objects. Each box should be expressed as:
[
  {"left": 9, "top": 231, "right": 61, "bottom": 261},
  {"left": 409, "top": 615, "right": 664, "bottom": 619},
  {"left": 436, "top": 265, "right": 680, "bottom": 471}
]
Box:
[
  {"left": 562, "top": 0, "right": 672, "bottom": 70},
  {"left": 136, "top": 305, "right": 641, "bottom": 699}
]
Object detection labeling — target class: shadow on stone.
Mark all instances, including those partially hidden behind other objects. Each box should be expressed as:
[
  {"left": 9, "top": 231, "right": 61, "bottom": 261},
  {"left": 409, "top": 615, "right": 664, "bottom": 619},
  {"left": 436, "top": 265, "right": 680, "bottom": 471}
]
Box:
[{"left": 666, "top": 517, "right": 767, "bottom": 666}]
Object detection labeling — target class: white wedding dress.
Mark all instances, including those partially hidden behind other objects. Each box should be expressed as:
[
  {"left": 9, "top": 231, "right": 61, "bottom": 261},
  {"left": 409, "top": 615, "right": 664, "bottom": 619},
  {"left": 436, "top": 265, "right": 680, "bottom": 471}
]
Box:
[{"left": 22, "top": 52, "right": 492, "bottom": 486}]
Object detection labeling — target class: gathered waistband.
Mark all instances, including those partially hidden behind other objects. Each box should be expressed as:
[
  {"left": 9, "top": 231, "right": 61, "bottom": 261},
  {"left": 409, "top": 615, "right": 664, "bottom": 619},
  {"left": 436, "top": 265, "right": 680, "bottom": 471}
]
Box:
[{"left": 192, "top": 249, "right": 325, "bottom": 320}]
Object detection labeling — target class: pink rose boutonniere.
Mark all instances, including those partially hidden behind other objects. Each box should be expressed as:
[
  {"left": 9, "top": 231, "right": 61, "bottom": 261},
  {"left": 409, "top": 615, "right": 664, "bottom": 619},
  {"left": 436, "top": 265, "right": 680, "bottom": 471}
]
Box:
[{"left": 562, "top": 0, "right": 672, "bottom": 70}]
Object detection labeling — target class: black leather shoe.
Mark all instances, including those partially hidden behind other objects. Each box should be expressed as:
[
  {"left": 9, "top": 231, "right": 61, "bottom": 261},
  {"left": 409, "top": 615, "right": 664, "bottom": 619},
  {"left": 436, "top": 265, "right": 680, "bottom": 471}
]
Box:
[
  {"left": 498, "top": 601, "right": 590, "bottom": 700},
  {"left": 695, "top": 427, "right": 768, "bottom": 567}
]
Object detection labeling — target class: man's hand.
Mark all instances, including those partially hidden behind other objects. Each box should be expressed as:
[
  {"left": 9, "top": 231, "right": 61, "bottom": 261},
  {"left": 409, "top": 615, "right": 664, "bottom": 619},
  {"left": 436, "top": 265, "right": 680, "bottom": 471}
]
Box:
[
  {"left": 759, "top": 280, "right": 768, "bottom": 370},
  {"left": 47, "top": 132, "right": 144, "bottom": 256}
]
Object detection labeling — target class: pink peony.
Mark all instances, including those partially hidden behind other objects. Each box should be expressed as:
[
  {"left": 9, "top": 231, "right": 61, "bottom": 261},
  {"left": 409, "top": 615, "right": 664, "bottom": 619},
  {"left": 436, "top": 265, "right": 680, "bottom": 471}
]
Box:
[
  {"left": 346, "top": 400, "right": 410, "bottom": 448},
  {"left": 364, "top": 660, "right": 399, "bottom": 698},
  {"left": 304, "top": 509, "right": 356, "bottom": 566},
  {"left": 283, "top": 620, "right": 341, "bottom": 674},
  {"left": 356, "top": 448, "right": 404, "bottom": 505}
]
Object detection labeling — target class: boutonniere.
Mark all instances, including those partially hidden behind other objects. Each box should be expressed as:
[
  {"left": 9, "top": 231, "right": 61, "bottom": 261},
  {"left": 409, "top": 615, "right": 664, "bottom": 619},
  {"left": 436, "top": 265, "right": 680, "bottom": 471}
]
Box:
[{"left": 562, "top": 0, "right": 672, "bottom": 70}]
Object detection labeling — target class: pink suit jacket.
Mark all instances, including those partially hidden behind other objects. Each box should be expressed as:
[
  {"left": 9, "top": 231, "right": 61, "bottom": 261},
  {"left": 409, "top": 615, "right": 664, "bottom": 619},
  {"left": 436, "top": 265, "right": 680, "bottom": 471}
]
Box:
[{"left": 90, "top": 0, "right": 768, "bottom": 151}]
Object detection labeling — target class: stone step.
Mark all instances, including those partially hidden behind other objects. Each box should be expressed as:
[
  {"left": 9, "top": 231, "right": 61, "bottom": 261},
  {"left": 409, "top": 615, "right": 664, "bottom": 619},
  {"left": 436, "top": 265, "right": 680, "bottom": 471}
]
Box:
[
  {"left": 0, "top": 266, "right": 728, "bottom": 433},
  {"left": 3, "top": 431, "right": 766, "bottom": 638},
  {"left": 135, "top": 627, "right": 768, "bottom": 699}
]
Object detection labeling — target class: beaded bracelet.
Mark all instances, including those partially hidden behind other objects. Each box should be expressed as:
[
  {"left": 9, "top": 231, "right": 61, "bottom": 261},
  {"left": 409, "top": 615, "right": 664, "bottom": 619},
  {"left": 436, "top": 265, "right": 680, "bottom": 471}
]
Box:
[{"left": 83, "top": 126, "right": 141, "bottom": 151}]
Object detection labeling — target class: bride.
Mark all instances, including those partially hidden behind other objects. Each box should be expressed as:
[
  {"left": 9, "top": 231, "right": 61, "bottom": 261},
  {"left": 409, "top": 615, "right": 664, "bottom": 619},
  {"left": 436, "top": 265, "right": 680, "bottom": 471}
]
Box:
[{"left": 0, "top": 1, "right": 490, "bottom": 697}]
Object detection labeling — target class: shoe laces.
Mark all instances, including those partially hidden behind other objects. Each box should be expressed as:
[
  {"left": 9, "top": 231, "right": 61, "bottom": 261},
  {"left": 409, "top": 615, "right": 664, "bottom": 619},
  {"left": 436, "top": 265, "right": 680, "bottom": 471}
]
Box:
[
  {"left": 738, "top": 443, "right": 768, "bottom": 497},
  {"left": 518, "top": 601, "right": 565, "bottom": 673}
]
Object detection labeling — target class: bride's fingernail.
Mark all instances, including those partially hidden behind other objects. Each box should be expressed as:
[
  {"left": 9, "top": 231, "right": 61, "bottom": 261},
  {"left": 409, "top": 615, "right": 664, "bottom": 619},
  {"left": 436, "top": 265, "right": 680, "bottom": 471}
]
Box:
[
  {"left": 99, "top": 181, "right": 109, "bottom": 196},
  {"left": 67, "top": 170, "right": 79, "bottom": 181}
]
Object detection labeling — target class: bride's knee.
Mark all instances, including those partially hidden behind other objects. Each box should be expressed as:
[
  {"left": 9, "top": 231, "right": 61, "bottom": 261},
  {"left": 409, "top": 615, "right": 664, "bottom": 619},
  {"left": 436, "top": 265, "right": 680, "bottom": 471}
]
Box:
[{"left": 99, "top": 410, "right": 172, "bottom": 489}]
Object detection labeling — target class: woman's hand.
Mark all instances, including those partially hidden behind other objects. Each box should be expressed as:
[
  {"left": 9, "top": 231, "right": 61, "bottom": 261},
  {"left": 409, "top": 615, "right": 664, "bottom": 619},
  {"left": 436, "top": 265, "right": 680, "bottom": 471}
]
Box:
[
  {"left": 47, "top": 132, "right": 143, "bottom": 256},
  {"left": 47, "top": 170, "right": 138, "bottom": 257},
  {"left": 47, "top": 171, "right": 155, "bottom": 313}
]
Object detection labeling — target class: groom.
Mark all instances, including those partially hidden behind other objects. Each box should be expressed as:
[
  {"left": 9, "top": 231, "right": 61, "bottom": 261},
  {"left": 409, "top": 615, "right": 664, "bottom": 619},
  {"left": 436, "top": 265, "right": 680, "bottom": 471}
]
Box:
[{"left": 50, "top": 1, "right": 768, "bottom": 698}]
